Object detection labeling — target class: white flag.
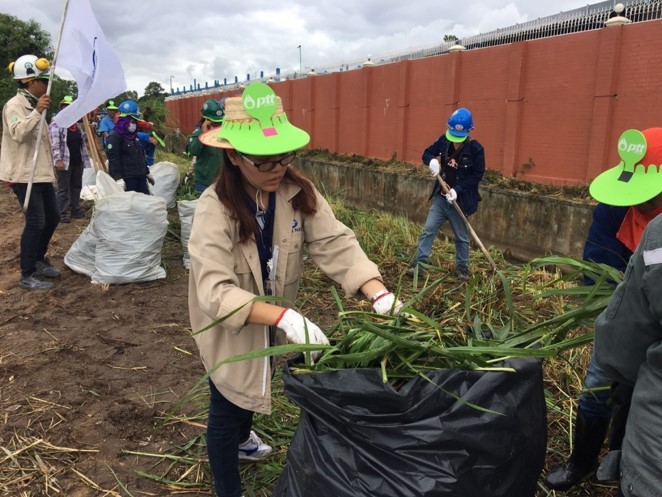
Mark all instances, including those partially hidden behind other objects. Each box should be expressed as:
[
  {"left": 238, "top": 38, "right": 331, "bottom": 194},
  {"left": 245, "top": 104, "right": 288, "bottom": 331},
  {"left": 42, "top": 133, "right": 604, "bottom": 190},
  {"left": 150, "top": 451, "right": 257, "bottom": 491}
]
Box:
[{"left": 54, "top": 0, "right": 127, "bottom": 128}]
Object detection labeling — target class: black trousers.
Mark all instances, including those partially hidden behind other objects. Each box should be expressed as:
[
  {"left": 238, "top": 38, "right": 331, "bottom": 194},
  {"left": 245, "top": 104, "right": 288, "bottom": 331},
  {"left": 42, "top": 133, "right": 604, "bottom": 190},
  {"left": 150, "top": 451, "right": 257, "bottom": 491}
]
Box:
[
  {"left": 11, "top": 183, "right": 60, "bottom": 277},
  {"left": 55, "top": 162, "right": 83, "bottom": 216}
]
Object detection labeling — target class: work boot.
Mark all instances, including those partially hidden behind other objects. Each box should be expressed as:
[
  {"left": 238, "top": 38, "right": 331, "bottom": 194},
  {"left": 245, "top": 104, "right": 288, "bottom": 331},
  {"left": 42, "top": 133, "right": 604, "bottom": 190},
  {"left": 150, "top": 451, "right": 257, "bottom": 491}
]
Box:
[
  {"left": 545, "top": 412, "right": 610, "bottom": 491},
  {"left": 598, "top": 384, "right": 633, "bottom": 482},
  {"left": 406, "top": 264, "right": 425, "bottom": 277},
  {"left": 456, "top": 267, "right": 470, "bottom": 281}
]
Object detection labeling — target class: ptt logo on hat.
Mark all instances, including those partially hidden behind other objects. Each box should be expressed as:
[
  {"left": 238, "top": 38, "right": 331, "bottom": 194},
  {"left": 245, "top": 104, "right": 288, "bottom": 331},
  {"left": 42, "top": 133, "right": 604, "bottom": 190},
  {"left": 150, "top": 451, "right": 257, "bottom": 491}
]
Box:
[
  {"left": 242, "top": 84, "right": 278, "bottom": 137},
  {"left": 616, "top": 130, "right": 647, "bottom": 183}
]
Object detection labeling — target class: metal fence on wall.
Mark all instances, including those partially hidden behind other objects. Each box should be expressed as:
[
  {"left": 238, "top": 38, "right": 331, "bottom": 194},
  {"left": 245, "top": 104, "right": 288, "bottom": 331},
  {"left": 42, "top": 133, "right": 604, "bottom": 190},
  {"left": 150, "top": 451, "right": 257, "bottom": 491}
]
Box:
[{"left": 167, "top": 0, "right": 662, "bottom": 99}]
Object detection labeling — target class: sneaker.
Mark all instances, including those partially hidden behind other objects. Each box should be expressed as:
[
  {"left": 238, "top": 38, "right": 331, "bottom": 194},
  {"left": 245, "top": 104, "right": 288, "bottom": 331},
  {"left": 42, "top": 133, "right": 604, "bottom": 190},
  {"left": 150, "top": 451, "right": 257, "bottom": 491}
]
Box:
[
  {"left": 35, "top": 259, "right": 61, "bottom": 278},
  {"left": 406, "top": 265, "right": 425, "bottom": 277},
  {"left": 456, "top": 268, "right": 470, "bottom": 282},
  {"left": 60, "top": 216, "right": 70, "bottom": 223},
  {"left": 238, "top": 430, "right": 272, "bottom": 462},
  {"left": 71, "top": 209, "right": 85, "bottom": 219},
  {"left": 19, "top": 275, "right": 54, "bottom": 290}
]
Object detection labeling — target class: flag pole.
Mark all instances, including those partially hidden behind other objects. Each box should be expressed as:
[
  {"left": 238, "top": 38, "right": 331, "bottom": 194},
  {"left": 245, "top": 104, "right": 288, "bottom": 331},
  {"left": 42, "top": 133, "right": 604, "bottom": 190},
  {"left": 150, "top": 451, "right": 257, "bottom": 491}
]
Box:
[
  {"left": 82, "top": 114, "right": 106, "bottom": 172},
  {"left": 23, "top": 0, "right": 71, "bottom": 212}
]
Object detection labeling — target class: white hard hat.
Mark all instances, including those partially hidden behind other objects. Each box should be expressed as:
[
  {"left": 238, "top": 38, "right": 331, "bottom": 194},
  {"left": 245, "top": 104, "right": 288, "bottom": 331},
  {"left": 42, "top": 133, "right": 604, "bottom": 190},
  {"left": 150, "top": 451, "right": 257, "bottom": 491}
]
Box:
[{"left": 8, "top": 54, "right": 50, "bottom": 80}]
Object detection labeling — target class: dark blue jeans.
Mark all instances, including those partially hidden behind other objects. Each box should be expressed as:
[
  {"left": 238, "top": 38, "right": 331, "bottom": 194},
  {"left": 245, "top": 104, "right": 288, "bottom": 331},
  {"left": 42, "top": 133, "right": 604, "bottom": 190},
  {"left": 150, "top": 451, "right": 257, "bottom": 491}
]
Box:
[
  {"left": 11, "top": 183, "right": 60, "bottom": 277},
  {"left": 207, "top": 379, "right": 254, "bottom": 497},
  {"left": 578, "top": 349, "right": 613, "bottom": 419}
]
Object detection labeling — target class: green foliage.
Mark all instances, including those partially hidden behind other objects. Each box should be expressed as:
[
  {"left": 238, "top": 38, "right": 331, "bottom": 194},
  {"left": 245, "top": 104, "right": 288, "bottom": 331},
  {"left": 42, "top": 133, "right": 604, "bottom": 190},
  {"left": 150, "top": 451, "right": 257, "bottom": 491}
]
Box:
[
  {"left": 142, "top": 81, "right": 167, "bottom": 99},
  {"left": 0, "top": 13, "right": 53, "bottom": 109},
  {"left": 115, "top": 90, "right": 139, "bottom": 103},
  {"left": 138, "top": 82, "right": 168, "bottom": 135}
]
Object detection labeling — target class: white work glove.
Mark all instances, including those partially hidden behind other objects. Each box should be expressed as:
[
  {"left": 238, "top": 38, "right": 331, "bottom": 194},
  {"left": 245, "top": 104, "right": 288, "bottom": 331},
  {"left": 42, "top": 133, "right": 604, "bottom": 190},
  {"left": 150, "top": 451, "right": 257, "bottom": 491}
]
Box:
[
  {"left": 147, "top": 173, "right": 155, "bottom": 185},
  {"left": 445, "top": 188, "right": 457, "bottom": 204},
  {"left": 428, "top": 158, "right": 441, "bottom": 177},
  {"left": 371, "top": 290, "right": 403, "bottom": 315},
  {"left": 276, "top": 309, "right": 330, "bottom": 361}
]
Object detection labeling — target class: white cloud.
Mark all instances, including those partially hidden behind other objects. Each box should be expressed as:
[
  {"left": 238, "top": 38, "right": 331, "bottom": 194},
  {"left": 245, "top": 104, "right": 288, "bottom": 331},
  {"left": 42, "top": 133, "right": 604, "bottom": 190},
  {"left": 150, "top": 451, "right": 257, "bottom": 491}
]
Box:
[{"left": 3, "top": 0, "right": 605, "bottom": 96}]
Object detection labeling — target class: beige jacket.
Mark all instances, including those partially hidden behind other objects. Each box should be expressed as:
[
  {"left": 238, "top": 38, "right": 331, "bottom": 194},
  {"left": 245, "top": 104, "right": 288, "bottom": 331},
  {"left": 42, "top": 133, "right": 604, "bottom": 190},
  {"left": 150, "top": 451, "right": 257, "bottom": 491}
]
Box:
[
  {"left": 188, "top": 180, "right": 382, "bottom": 414},
  {"left": 0, "top": 92, "right": 55, "bottom": 183}
]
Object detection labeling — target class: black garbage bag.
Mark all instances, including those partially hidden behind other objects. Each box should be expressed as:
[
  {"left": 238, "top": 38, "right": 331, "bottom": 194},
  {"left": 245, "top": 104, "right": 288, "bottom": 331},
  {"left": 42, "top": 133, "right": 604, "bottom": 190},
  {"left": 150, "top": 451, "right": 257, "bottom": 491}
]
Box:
[{"left": 272, "top": 359, "right": 546, "bottom": 497}]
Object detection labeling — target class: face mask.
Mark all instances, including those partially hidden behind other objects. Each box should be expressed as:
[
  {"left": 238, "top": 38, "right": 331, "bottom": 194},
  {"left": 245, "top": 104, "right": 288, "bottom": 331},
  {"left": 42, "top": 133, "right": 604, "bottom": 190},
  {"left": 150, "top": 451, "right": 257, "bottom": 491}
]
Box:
[{"left": 128, "top": 123, "right": 137, "bottom": 133}]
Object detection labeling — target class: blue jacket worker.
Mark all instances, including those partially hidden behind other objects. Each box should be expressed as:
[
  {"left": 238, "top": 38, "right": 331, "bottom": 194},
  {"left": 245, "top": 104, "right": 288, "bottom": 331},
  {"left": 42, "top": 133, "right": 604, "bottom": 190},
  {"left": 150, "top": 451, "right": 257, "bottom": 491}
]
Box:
[
  {"left": 408, "top": 108, "right": 485, "bottom": 281},
  {"left": 106, "top": 99, "right": 151, "bottom": 194}
]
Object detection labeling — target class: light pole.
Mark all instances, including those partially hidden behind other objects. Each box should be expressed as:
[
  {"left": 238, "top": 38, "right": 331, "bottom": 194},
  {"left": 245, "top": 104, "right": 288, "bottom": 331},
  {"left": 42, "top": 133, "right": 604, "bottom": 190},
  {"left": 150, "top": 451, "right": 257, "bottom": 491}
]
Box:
[
  {"left": 297, "top": 45, "right": 302, "bottom": 72},
  {"left": 169, "top": 75, "right": 174, "bottom": 93}
]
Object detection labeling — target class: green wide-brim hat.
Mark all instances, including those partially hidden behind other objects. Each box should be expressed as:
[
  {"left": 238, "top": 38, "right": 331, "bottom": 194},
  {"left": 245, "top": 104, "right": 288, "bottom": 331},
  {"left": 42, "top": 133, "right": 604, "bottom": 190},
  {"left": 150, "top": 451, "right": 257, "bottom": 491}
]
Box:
[
  {"left": 589, "top": 128, "right": 662, "bottom": 206},
  {"left": 199, "top": 82, "right": 309, "bottom": 155}
]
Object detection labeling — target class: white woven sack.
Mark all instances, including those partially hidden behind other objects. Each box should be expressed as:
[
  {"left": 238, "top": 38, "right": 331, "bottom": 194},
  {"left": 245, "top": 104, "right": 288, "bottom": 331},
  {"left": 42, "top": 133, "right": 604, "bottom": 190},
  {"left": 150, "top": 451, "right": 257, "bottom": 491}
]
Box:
[
  {"left": 96, "top": 170, "right": 125, "bottom": 198},
  {"left": 91, "top": 192, "right": 168, "bottom": 284},
  {"left": 63, "top": 221, "right": 97, "bottom": 276},
  {"left": 177, "top": 199, "right": 198, "bottom": 269},
  {"left": 148, "top": 161, "right": 180, "bottom": 209},
  {"left": 82, "top": 167, "right": 96, "bottom": 186}
]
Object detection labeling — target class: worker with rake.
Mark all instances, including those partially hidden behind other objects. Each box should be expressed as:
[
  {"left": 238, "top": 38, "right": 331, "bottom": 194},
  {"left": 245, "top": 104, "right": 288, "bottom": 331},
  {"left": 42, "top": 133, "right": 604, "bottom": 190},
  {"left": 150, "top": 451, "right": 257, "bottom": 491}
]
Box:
[{"left": 408, "top": 107, "right": 486, "bottom": 281}]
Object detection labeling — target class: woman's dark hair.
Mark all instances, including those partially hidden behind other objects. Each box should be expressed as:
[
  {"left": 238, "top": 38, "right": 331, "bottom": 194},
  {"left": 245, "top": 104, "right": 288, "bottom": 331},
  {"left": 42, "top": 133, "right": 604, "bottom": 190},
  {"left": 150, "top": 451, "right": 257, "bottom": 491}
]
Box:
[{"left": 215, "top": 150, "right": 318, "bottom": 243}]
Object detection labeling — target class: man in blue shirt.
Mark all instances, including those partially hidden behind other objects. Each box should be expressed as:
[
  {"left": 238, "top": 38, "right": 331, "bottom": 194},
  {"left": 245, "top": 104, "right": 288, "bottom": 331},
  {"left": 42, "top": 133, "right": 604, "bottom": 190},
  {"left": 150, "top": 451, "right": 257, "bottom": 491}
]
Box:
[{"left": 98, "top": 100, "right": 118, "bottom": 145}]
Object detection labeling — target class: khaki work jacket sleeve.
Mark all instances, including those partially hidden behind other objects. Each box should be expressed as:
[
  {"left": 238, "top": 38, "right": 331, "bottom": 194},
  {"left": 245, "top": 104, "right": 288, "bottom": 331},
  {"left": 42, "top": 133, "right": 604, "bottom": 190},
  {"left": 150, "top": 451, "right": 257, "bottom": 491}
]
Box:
[
  {"left": 188, "top": 190, "right": 257, "bottom": 334},
  {"left": 4, "top": 99, "right": 42, "bottom": 143},
  {"left": 304, "top": 190, "right": 382, "bottom": 297}
]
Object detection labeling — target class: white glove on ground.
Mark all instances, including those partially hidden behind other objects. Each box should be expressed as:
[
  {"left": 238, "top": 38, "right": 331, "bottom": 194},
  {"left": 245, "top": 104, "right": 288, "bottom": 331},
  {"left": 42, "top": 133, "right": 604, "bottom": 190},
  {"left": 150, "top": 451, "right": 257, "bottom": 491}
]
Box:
[
  {"left": 276, "top": 309, "right": 330, "bottom": 347},
  {"left": 428, "top": 158, "right": 441, "bottom": 177},
  {"left": 371, "top": 290, "right": 404, "bottom": 315},
  {"left": 445, "top": 188, "right": 457, "bottom": 204}
]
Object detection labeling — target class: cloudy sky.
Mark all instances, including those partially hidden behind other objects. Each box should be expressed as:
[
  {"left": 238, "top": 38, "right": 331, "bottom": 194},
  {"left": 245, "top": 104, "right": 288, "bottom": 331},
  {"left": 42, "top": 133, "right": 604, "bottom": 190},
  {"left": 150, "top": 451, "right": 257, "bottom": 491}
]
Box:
[{"left": 4, "top": 0, "right": 609, "bottom": 96}]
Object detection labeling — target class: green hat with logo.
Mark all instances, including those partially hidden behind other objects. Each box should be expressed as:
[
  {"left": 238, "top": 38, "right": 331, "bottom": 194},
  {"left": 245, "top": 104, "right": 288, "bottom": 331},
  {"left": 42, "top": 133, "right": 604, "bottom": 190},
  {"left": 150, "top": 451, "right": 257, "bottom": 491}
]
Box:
[
  {"left": 201, "top": 98, "right": 225, "bottom": 123},
  {"left": 199, "top": 82, "right": 310, "bottom": 155},
  {"left": 589, "top": 128, "right": 662, "bottom": 206}
]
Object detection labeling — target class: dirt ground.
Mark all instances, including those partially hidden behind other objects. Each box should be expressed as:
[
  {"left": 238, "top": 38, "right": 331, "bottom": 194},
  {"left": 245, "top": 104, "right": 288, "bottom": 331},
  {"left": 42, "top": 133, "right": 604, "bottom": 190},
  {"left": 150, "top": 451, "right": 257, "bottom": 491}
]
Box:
[
  {"left": 0, "top": 180, "right": 619, "bottom": 497},
  {"left": 0, "top": 184, "right": 206, "bottom": 496}
]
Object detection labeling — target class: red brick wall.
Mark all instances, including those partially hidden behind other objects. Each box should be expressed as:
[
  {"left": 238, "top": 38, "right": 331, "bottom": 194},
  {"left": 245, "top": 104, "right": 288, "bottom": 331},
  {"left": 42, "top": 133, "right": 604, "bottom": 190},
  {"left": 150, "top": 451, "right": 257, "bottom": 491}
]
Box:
[{"left": 166, "top": 20, "right": 662, "bottom": 186}]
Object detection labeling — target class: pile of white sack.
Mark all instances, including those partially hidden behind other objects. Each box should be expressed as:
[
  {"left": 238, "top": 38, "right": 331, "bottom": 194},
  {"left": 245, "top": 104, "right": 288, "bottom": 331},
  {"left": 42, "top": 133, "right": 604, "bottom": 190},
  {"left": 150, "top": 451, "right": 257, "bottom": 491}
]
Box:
[{"left": 64, "top": 166, "right": 180, "bottom": 284}]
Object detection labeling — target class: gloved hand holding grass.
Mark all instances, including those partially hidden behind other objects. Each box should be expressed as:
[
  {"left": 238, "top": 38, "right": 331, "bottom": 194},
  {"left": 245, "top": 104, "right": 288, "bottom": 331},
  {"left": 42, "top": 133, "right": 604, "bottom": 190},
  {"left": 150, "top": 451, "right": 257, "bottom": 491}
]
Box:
[
  {"left": 371, "top": 289, "right": 403, "bottom": 315},
  {"left": 276, "top": 308, "right": 330, "bottom": 349}
]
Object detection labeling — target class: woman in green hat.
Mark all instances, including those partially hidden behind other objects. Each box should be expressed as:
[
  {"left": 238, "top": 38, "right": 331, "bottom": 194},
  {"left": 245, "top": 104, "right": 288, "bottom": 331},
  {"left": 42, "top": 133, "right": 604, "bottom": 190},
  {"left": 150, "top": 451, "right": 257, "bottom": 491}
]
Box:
[{"left": 188, "top": 83, "right": 402, "bottom": 497}]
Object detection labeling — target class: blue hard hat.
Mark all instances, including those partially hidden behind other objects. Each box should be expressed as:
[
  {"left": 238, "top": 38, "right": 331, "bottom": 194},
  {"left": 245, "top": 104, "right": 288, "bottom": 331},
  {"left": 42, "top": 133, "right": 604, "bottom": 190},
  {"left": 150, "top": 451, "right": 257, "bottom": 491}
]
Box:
[
  {"left": 446, "top": 108, "right": 473, "bottom": 142},
  {"left": 118, "top": 99, "right": 141, "bottom": 120}
]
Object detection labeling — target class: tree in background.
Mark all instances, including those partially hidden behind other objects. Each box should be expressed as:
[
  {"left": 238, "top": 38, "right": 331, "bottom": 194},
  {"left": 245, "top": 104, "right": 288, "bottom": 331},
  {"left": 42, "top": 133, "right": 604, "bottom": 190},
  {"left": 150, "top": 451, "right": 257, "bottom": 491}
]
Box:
[
  {"left": 139, "top": 81, "right": 167, "bottom": 131},
  {"left": 444, "top": 34, "right": 459, "bottom": 42},
  {"left": 0, "top": 13, "right": 76, "bottom": 118}
]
